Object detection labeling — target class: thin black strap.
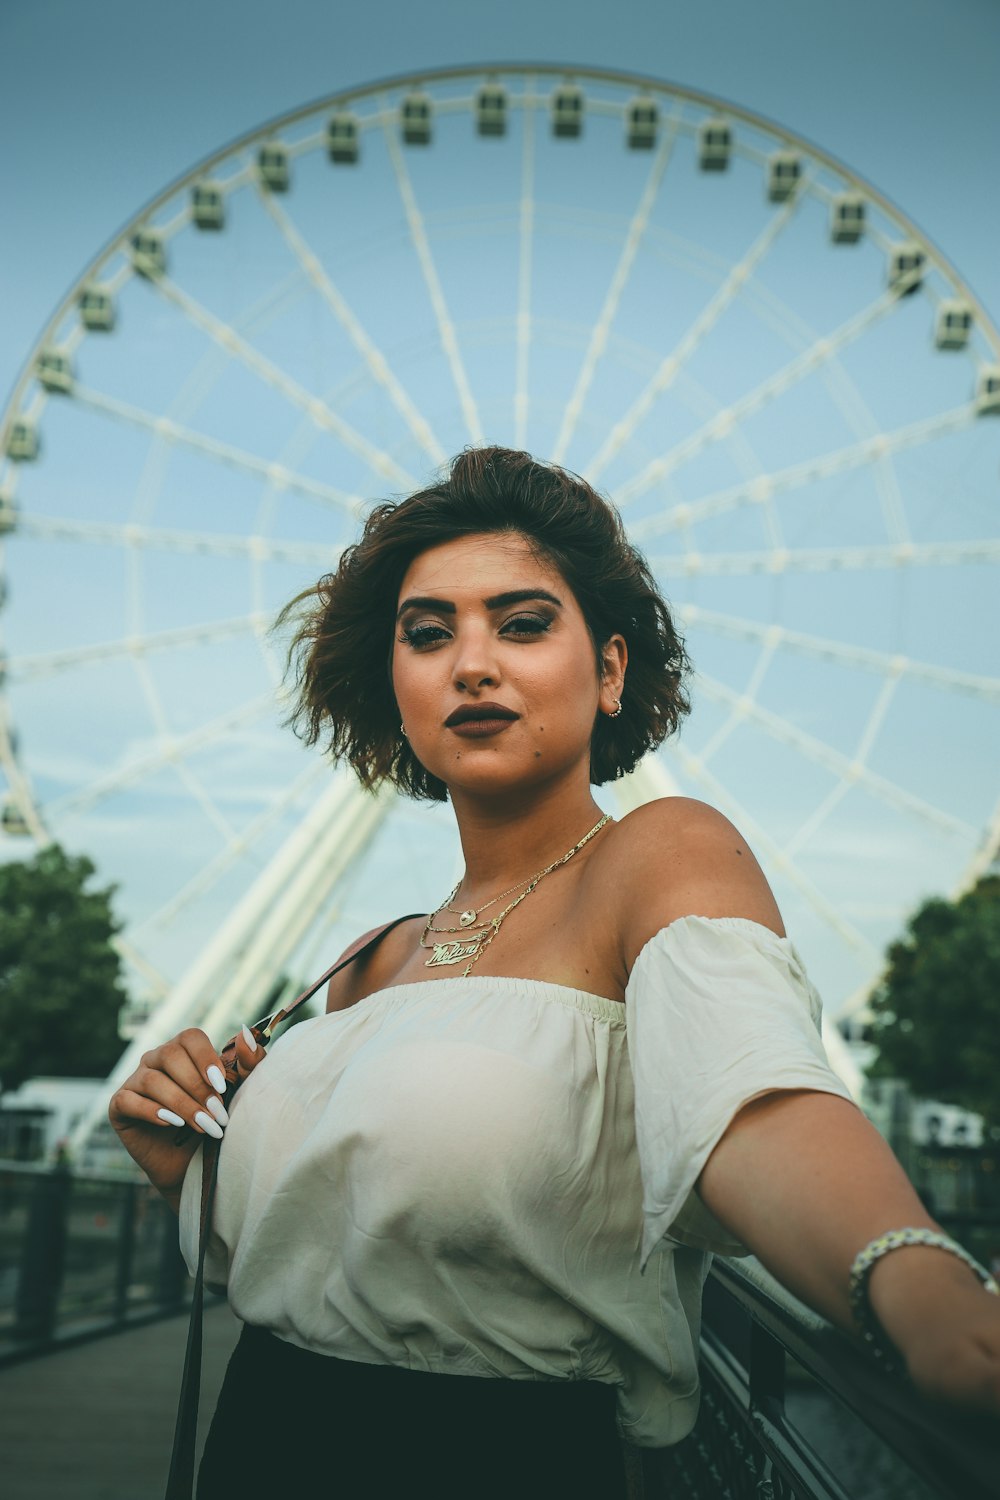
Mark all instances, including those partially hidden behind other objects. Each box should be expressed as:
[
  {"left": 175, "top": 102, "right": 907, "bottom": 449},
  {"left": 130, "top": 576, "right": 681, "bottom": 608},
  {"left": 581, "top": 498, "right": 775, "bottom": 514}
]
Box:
[
  {"left": 164, "top": 1144, "right": 220, "bottom": 1500},
  {"left": 164, "top": 913, "right": 424, "bottom": 1500},
  {"left": 251, "top": 910, "right": 426, "bottom": 1039}
]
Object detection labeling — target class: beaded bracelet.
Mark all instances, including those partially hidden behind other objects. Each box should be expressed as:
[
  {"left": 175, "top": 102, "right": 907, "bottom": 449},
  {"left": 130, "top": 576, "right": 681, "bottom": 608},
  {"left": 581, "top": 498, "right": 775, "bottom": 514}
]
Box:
[{"left": 849, "top": 1227, "right": 1000, "bottom": 1368}]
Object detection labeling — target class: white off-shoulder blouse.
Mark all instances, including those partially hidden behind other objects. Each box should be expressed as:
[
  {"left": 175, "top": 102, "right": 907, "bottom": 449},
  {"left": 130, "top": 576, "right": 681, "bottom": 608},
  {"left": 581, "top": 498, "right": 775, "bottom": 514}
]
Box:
[{"left": 179, "top": 915, "right": 853, "bottom": 1448}]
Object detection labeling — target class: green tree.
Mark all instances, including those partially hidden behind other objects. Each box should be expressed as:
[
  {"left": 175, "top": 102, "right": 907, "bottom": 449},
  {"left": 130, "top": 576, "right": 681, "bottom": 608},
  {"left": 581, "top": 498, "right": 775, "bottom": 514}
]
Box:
[
  {"left": 867, "top": 874, "right": 1000, "bottom": 1128},
  {"left": 0, "top": 845, "right": 127, "bottom": 1093}
]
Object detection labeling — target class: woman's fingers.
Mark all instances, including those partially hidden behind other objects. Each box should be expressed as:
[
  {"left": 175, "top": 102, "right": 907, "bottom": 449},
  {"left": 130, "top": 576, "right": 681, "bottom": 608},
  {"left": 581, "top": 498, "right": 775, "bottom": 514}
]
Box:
[
  {"left": 231, "top": 1023, "right": 267, "bottom": 1082},
  {"left": 112, "top": 1028, "right": 231, "bottom": 1138},
  {"left": 112, "top": 1087, "right": 223, "bottom": 1140}
]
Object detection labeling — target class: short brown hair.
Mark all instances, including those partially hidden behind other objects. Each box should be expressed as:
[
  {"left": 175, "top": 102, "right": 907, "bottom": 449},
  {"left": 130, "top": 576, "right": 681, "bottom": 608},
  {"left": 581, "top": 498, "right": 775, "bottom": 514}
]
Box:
[{"left": 281, "top": 446, "right": 691, "bottom": 800}]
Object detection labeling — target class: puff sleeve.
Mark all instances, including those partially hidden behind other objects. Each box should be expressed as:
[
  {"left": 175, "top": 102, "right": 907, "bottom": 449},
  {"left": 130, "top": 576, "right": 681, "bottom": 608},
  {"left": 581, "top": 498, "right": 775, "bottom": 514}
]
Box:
[{"left": 625, "top": 914, "right": 855, "bottom": 1268}]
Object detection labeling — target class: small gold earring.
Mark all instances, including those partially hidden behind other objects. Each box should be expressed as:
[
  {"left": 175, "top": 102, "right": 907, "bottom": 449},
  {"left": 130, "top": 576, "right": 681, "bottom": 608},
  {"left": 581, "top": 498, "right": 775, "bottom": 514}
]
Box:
[
  {"left": 400, "top": 723, "right": 408, "bottom": 737},
  {"left": 609, "top": 698, "right": 622, "bottom": 718}
]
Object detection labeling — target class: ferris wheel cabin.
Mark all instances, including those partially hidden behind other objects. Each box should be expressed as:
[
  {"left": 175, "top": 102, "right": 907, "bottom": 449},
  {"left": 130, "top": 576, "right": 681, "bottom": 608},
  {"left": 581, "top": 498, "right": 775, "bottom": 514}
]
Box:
[
  {"left": 258, "top": 143, "right": 290, "bottom": 192},
  {"left": 36, "top": 349, "right": 74, "bottom": 395},
  {"left": 888, "top": 242, "right": 925, "bottom": 295},
  {"left": 552, "top": 84, "right": 584, "bottom": 138},
  {"left": 402, "top": 92, "right": 432, "bottom": 146},
  {"left": 4, "top": 420, "right": 39, "bottom": 462},
  {"left": 0, "top": 492, "right": 17, "bottom": 535},
  {"left": 698, "top": 119, "right": 731, "bottom": 171},
  {"left": 477, "top": 84, "right": 507, "bottom": 137},
  {"left": 327, "top": 113, "right": 359, "bottom": 164},
  {"left": 79, "top": 284, "right": 115, "bottom": 331},
  {"left": 767, "top": 152, "right": 802, "bottom": 202},
  {"left": 0, "top": 797, "right": 29, "bottom": 838},
  {"left": 976, "top": 368, "right": 1000, "bottom": 414},
  {"left": 830, "top": 194, "right": 865, "bottom": 244},
  {"left": 192, "top": 181, "right": 225, "bottom": 231},
  {"left": 626, "top": 97, "right": 659, "bottom": 150},
  {"left": 934, "top": 300, "right": 973, "bottom": 351},
  {"left": 131, "top": 229, "right": 166, "bottom": 278}
]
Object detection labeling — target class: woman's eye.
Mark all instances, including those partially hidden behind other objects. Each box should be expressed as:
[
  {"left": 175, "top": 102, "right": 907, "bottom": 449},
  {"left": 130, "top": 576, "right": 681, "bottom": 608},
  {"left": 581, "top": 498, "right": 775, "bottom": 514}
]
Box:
[
  {"left": 399, "top": 623, "right": 450, "bottom": 648},
  {"left": 501, "top": 614, "right": 551, "bottom": 637}
]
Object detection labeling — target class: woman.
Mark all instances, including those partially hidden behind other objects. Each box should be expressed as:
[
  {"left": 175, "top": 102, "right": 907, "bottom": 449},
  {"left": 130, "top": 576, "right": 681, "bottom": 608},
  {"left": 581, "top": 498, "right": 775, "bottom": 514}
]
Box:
[{"left": 110, "top": 448, "right": 1000, "bottom": 1498}]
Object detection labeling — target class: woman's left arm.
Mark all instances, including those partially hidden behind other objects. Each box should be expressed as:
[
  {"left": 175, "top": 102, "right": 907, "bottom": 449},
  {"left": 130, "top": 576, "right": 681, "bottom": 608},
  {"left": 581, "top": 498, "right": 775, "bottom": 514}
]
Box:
[
  {"left": 697, "top": 1088, "right": 1000, "bottom": 1412},
  {"left": 614, "top": 798, "right": 1000, "bottom": 1413}
]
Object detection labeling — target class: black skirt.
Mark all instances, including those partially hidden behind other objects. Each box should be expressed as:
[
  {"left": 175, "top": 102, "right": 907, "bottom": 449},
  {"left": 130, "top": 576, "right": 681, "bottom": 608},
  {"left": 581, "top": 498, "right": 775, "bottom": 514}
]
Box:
[{"left": 198, "top": 1323, "right": 633, "bottom": 1499}]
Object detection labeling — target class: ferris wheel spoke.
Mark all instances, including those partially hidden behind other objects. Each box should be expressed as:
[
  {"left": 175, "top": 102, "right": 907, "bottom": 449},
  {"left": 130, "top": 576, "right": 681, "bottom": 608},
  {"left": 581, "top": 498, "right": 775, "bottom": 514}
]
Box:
[
  {"left": 587, "top": 192, "right": 805, "bottom": 484},
  {"left": 72, "top": 385, "right": 361, "bottom": 511},
  {"left": 171, "top": 758, "right": 243, "bottom": 845},
  {"left": 649, "top": 537, "right": 1000, "bottom": 578},
  {"left": 608, "top": 286, "right": 901, "bottom": 499},
  {"left": 781, "top": 671, "right": 903, "bottom": 859},
  {"left": 113, "top": 934, "right": 171, "bottom": 1000},
  {"left": 47, "top": 693, "right": 277, "bottom": 823},
  {"left": 630, "top": 402, "right": 978, "bottom": 539},
  {"left": 681, "top": 604, "right": 1000, "bottom": 701},
  {"left": 783, "top": 781, "right": 853, "bottom": 862},
  {"left": 668, "top": 740, "right": 881, "bottom": 963},
  {"left": 381, "top": 105, "right": 484, "bottom": 443},
  {"left": 139, "top": 265, "right": 419, "bottom": 487},
  {"left": 689, "top": 636, "right": 780, "bottom": 766},
  {"left": 13, "top": 613, "right": 272, "bottom": 682},
  {"left": 19, "top": 511, "right": 338, "bottom": 568},
  {"left": 552, "top": 106, "right": 680, "bottom": 465},
  {"left": 256, "top": 188, "right": 448, "bottom": 466},
  {"left": 696, "top": 669, "right": 975, "bottom": 840},
  {"left": 514, "top": 82, "right": 536, "bottom": 450},
  {"left": 134, "top": 757, "right": 327, "bottom": 934}
]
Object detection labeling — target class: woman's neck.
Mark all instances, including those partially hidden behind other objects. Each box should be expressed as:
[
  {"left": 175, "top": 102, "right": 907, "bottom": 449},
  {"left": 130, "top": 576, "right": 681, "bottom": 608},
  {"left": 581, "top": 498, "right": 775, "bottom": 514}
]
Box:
[{"left": 448, "top": 779, "right": 607, "bottom": 900}]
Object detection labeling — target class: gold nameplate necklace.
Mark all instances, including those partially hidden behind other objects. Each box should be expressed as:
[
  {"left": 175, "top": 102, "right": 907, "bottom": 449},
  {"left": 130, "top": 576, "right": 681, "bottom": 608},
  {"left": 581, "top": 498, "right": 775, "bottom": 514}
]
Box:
[{"left": 420, "top": 812, "right": 611, "bottom": 977}]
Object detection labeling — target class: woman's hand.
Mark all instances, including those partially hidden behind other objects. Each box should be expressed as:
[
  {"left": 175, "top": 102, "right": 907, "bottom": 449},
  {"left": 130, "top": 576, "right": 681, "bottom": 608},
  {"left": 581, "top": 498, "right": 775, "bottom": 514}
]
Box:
[
  {"left": 869, "top": 1245, "right": 1000, "bottom": 1414},
  {"left": 108, "top": 1024, "right": 265, "bottom": 1207}
]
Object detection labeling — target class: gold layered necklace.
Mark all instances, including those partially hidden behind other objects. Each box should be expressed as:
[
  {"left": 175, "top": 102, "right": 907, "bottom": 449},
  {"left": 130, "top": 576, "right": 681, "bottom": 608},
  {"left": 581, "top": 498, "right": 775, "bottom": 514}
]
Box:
[{"left": 420, "top": 812, "right": 611, "bottom": 977}]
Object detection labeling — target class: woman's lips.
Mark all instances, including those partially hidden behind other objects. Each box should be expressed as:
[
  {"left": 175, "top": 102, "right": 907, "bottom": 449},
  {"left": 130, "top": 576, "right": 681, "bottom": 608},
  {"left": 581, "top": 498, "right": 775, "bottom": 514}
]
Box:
[{"left": 447, "top": 717, "right": 518, "bottom": 739}]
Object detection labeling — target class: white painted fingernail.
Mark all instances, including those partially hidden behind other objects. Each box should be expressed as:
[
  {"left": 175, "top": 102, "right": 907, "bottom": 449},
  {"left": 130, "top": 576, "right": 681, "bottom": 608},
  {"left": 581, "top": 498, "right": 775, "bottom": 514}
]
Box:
[
  {"left": 206, "top": 1064, "right": 226, "bottom": 1094},
  {"left": 241, "top": 1024, "right": 258, "bottom": 1053},
  {"left": 195, "top": 1110, "right": 224, "bottom": 1140},
  {"left": 205, "top": 1095, "right": 230, "bottom": 1127},
  {"left": 157, "top": 1107, "right": 185, "bottom": 1128}
]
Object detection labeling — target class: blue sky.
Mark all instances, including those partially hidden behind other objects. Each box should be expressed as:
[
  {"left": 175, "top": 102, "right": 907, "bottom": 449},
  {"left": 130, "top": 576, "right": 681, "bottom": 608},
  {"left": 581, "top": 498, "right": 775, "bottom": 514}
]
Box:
[
  {"left": 4, "top": 0, "right": 998, "bottom": 405},
  {"left": 2, "top": 0, "right": 999, "bottom": 1023}
]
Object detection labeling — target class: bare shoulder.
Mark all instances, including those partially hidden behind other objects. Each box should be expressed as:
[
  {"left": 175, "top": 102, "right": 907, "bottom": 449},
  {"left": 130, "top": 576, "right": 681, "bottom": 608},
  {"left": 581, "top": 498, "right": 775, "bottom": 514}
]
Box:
[
  {"left": 325, "top": 914, "right": 425, "bottom": 1013},
  {"left": 596, "top": 798, "right": 785, "bottom": 968}
]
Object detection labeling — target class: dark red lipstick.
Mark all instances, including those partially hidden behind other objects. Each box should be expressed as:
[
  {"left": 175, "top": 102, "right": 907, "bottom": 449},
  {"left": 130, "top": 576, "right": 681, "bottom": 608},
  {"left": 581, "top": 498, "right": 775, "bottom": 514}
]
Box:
[{"left": 444, "top": 703, "right": 520, "bottom": 737}]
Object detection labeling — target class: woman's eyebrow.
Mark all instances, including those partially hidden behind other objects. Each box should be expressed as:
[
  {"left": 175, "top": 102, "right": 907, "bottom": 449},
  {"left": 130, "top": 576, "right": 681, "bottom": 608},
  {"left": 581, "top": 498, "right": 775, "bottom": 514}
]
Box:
[
  {"left": 395, "top": 588, "right": 562, "bottom": 620},
  {"left": 483, "top": 588, "right": 563, "bottom": 610},
  {"left": 396, "top": 595, "right": 456, "bottom": 620}
]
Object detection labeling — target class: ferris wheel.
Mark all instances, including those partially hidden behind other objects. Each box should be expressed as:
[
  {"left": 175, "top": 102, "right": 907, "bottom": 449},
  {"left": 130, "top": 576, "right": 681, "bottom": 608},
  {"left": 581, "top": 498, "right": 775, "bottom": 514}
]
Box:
[{"left": 2, "top": 65, "right": 999, "bottom": 1134}]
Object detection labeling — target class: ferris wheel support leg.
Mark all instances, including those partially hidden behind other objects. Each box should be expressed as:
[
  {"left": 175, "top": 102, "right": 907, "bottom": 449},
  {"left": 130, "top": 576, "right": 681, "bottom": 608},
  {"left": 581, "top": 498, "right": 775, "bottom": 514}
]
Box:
[{"left": 70, "top": 772, "right": 394, "bottom": 1160}]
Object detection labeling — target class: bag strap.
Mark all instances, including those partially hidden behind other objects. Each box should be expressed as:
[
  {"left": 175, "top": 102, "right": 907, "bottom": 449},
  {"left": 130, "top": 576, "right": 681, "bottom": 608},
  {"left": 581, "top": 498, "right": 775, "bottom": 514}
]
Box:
[{"left": 164, "top": 912, "right": 424, "bottom": 1500}]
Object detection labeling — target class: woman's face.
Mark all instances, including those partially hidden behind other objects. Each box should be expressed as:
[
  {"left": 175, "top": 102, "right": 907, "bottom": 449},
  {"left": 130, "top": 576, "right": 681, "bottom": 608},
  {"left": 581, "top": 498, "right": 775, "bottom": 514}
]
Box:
[{"left": 392, "top": 532, "right": 626, "bottom": 801}]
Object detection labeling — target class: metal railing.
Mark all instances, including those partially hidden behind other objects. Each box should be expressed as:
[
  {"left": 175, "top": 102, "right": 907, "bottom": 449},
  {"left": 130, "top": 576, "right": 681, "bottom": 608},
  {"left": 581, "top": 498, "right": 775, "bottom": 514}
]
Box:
[
  {"left": 647, "top": 1258, "right": 998, "bottom": 1500},
  {"left": 0, "top": 1159, "right": 189, "bottom": 1365}
]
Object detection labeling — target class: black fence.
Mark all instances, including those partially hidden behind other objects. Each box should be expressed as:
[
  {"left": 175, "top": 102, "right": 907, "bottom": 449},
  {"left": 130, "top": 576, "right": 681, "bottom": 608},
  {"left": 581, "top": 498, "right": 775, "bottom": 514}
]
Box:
[{"left": 0, "top": 1159, "right": 189, "bottom": 1364}]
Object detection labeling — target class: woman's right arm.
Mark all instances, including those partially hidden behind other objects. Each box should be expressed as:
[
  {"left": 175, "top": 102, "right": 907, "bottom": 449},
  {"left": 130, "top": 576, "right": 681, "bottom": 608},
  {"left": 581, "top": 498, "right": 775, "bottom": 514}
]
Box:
[{"left": 108, "top": 1025, "right": 263, "bottom": 1213}]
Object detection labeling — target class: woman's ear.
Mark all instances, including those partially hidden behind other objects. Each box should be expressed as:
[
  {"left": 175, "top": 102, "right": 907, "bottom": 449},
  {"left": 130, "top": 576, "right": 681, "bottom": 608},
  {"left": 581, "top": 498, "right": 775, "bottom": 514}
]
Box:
[{"left": 599, "top": 634, "right": 628, "bottom": 714}]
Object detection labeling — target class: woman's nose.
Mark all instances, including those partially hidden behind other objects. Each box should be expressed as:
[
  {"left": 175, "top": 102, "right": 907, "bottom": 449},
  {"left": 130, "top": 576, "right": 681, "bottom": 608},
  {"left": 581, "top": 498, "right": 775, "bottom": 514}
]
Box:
[{"left": 452, "top": 630, "right": 500, "bottom": 692}]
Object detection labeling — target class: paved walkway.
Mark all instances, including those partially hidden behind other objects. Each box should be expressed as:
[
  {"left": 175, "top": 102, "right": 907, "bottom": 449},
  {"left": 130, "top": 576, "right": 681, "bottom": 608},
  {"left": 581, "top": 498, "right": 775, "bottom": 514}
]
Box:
[{"left": 1, "top": 1301, "right": 241, "bottom": 1500}]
